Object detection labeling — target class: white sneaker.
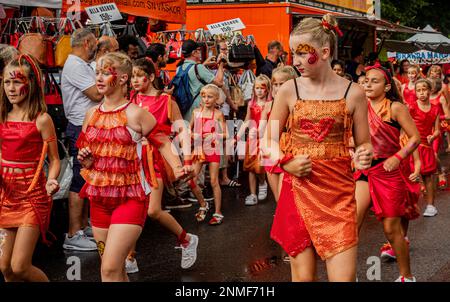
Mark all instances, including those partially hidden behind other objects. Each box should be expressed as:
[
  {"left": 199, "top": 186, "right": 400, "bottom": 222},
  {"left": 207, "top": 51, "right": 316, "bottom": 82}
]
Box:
[
  {"left": 63, "top": 230, "right": 97, "bottom": 251},
  {"left": 395, "top": 276, "right": 416, "bottom": 282},
  {"left": 125, "top": 258, "right": 139, "bottom": 274},
  {"left": 423, "top": 205, "right": 438, "bottom": 217},
  {"left": 258, "top": 181, "right": 268, "bottom": 200},
  {"left": 177, "top": 233, "right": 198, "bottom": 269},
  {"left": 245, "top": 194, "right": 258, "bottom": 206}
]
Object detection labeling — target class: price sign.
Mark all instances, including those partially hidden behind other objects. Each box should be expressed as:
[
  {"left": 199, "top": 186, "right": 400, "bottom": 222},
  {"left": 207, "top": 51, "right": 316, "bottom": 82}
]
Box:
[
  {"left": 86, "top": 3, "right": 123, "bottom": 25},
  {"left": 207, "top": 18, "right": 246, "bottom": 35}
]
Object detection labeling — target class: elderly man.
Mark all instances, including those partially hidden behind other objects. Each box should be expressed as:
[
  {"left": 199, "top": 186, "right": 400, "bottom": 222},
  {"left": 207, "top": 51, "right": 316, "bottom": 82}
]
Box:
[
  {"left": 91, "top": 36, "right": 119, "bottom": 70},
  {"left": 61, "top": 28, "right": 102, "bottom": 251}
]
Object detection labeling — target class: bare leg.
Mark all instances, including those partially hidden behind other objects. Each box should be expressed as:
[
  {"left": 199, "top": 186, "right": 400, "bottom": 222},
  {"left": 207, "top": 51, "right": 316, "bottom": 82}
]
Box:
[
  {"left": 101, "top": 224, "right": 142, "bottom": 282},
  {"left": 10, "top": 226, "right": 49, "bottom": 282},
  {"left": 209, "top": 162, "right": 222, "bottom": 214},
  {"left": 401, "top": 218, "right": 409, "bottom": 238},
  {"left": 325, "top": 246, "right": 357, "bottom": 282},
  {"left": 424, "top": 175, "right": 435, "bottom": 206},
  {"left": 0, "top": 228, "right": 19, "bottom": 282},
  {"left": 249, "top": 172, "right": 257, "bottom": 195},
  {"left": 382, "top": 217, "right": 412, "bottom": 278},
  {"left": 266, "top": 173, "right": 280, "bottom": 202},
  {"left": 355, "top": 180, "right": 371, "bottom": 234},
  {"left": 289, "top": 247, "right": 317, "bottom": 282}
]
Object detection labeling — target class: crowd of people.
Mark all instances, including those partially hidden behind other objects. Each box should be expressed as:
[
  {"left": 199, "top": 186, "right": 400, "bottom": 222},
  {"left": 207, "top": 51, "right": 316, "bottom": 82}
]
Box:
[{"left": 0, "top": 13, "right": 449, "bottom": 283}]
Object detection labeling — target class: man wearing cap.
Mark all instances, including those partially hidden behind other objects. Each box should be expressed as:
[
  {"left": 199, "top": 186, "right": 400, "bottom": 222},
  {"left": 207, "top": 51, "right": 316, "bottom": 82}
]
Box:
[{"left": 178, "top": 39, "right": 226, "bottom": 121}]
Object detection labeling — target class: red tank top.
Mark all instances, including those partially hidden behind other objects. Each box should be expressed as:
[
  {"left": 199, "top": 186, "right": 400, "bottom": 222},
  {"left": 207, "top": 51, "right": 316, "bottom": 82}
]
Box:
[
  {"left": 403, "top": 85, "right": 417, "bottom": 108},
  {"left": 249, "top": 100, "right": 264, "bottom": 128},
  {"left": 0, "top": 121, "right": 43, "bottom": 162},
  {"left": 132, "top": 93, "right": 171, "bottom": 126}
]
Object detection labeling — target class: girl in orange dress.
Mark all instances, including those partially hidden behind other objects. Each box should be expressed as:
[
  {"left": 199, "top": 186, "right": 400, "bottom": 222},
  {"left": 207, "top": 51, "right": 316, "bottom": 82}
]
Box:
[
  {"left": 237, "top": 75, "right": 271, "bottom": 206},
  {"left": 0, "top": 55, "right": 60, "bottom": 281},
  {"left": 77, "top": 52, "right": 187, "bottom": 281},
  {"left": 127, "top": 57, "right": 199, "bottom": 271},
  {"left": 264, "top": 15, "right": 373, "bottom": 282},
  {"left": 189, "top": 84, "right": 228, "bottom": 225}
]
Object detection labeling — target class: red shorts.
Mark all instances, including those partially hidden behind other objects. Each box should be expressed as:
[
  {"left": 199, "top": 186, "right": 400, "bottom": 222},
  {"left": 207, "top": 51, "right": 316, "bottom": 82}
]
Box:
[{"left": 90, "top": 199, "right": 149, "bottom": 229}]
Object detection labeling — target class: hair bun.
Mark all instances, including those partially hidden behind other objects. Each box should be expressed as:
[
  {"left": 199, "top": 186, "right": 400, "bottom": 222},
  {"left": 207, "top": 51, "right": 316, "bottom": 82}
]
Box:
[{"left": 321, "top": 14, "right": 342, "bottom": 37}]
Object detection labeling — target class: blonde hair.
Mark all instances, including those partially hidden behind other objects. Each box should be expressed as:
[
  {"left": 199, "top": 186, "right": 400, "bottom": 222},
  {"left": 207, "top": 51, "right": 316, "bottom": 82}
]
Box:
[
  {"left": 291, "top": 14, "right": 338, "bottom": 58},
  {"left": 272, "top": 66, "right": 297, "bottom": 82},
  {"left": 200, "top": 84, "right": 221, "bottom": 99},
  {"left": 427, "top": 65, "right": 443, "bottom": 78},
  {"left": 415, "top": 78, "right": 432, "bottom": 91},
  {"left": 97, "top": 52, "right": 132, "bottom": 84},
  {"left": 408, "top": 65, "right": 421, "bottom": 76},
  {"left": 253, "top": 74, "right": 272, "bottom": 101}
]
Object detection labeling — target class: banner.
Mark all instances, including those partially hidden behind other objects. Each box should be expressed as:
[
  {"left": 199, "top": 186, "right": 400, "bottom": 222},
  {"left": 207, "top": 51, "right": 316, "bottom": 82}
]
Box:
[
  {"left": 63, "top": 0, "right": 186, "bottom": 24},
  {"left": 387, "top": 50, "right": 450, "bottom": 65}
]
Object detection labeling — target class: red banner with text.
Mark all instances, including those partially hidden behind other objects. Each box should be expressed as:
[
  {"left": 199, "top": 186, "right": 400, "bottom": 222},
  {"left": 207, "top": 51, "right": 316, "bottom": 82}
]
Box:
[{"left": 63, "top": 0, "right": 186, "bottom": 24}]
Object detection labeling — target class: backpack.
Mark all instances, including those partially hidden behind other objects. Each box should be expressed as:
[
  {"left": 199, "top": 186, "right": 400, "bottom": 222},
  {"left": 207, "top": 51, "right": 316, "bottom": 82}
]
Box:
[{"left": 171, "top": 63, "right": 207, "bottom": 116}]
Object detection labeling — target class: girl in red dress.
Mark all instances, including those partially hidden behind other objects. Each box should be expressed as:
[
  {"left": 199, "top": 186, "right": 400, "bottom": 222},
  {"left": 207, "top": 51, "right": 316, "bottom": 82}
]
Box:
[
  {"left": 237, "top": 75, "right": 272, "bottom": 206},
  {"left": 127, "top": 57, "right": 199, "bottom": 271},
  {"left": 0, "top": 55, "right": 60, "bottom": 281},
  {"left": 411, "top": 79, "right": 440, "bottom": 217},
  {"left": 355, "top": 64, "right": 420, "bottom": 282},
  {"left": 396, "top": 60, "right": 410, "bottom": 86},
  {"left": 189, "top": 84, "right": 228, "bottom": 225},
  {"left": 402, "top": 65, "right": 421, "bottom": 108},
  {"left": 77, "top": 52, "right": 186, "bottom": 281}
]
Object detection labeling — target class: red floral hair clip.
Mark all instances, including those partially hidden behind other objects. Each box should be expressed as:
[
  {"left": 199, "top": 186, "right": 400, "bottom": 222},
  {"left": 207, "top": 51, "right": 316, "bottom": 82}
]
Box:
[{"left": 322, "top": 20, "right": 343, "bottom": 37}]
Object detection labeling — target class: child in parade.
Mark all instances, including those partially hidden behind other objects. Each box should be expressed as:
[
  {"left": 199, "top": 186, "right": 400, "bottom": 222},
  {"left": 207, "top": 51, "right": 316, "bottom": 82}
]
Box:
[
  {"left": 402, "top": 65, "right": 421, "bottom": 108},
  {"left": 76, "top": 52, "right": 188, "bottom": 281},
  {"left": 237, "top": 75, "right": 272, "bottom": 206},
  {"left": 189, "top": 84, "right": 228, "bottom": 225},
  {"left": 411, "top": 79, "right": 440, "bottom": 217},
  {"left": 354, "top": 63, "right": 420, "bottom": 282},
  {"left": 264, "top": 14, "right": 373, "bottom": 281},
  {"left": 127, "top": 57, "right": 199, "bottom": 271},
  {"left": 261, "top": 66, "right": 297, "bottom": 200},
  {"left": 0, "top": 55, "right": 60, "bottom": 281}
]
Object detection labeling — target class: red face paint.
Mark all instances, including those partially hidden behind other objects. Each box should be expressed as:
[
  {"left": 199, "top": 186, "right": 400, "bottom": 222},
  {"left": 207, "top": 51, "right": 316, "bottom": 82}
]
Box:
[
  {"left": 107, "top": 67, "right": 118, "bottom": 87},
  {"left": 9, "top": 71, "right": 29, "bottom": 96},
  {"left": 296, "top": 44, "right": 319, "bottom": 65}
]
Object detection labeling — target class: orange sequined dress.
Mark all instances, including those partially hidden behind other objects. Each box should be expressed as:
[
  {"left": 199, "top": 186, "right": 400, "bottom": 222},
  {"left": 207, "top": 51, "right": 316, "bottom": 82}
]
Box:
[
  {"left": 0, "top": 120, "right": 55, "bottom": 244},
  {"left": 77, "top": 102, "right": 148, "bottom": 207},
  {"left": 271, "top": 80, "right": 357, "bottom": 260}
]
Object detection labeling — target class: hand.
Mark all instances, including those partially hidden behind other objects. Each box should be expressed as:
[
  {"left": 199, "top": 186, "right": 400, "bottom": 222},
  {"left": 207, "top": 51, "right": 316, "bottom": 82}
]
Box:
[
  {"left": 409, "top": 171, "right": 421, "bottom": 183},
  {"left": 427, "top": 135, "right": 436, "bottom": 145},
  {"left": 203, "top": 56, "right": 217, "bottom": 67},
  {"left": 282, "top": 155, "right": 312, "bottom": 178},
  {"left": 354, "top": 146, "right": 373, "bottom": 170},
  {"left": 383, "top": 156, "right": 401, "bottom": 172},
  {"left": 46, "top": 179, "right": 60, "bottom": 196},
  {"left": 77, "top": 147, "right": 94, "bottom": 169}
]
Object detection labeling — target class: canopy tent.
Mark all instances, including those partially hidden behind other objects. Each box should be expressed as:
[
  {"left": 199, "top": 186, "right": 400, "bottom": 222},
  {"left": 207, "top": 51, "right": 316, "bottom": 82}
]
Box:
[
  {"left": 0, "top": 0, "right": 60, "bottom": 8},
  {"left": 406, "top": 25, "right": 450, "bottom": 44}
]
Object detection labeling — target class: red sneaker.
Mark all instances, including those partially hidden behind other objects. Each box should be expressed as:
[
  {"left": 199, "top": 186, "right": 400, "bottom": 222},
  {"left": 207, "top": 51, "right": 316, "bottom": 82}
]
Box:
[{"left": 380, "top": 243, "right": 396, "bottom": 261}]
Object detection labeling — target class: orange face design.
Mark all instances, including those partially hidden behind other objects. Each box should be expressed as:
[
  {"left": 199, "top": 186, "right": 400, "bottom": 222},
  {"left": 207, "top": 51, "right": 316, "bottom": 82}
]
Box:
[{"left": 296, "top": 44, "right": 318, "bottom": 65}]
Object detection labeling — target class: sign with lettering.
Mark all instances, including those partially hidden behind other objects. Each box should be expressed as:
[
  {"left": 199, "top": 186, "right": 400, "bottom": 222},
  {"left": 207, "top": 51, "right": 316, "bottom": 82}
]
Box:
[
  {"left": 63, "top": 0, "right": 187, "bottom": 24},
  {"left": 388, "top": 50, "right": 450, "bottom": 65},
  {"left": 86, "top": 3, "right": 122, "bottom": 24},
  {"left": 207, "top": 18, "right": 245, "bottom": 35}
]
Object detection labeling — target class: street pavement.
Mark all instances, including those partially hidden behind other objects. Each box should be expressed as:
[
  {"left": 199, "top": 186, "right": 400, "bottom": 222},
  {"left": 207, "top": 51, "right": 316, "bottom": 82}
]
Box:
[{"left": 3, "top": 157, "right": 450, "bottom": 282}]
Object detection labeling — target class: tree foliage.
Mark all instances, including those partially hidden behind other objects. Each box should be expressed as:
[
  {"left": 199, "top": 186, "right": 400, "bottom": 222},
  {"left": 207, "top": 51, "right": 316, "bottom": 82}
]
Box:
[{"left": 381, "top": 0, "right": 450, "bottom": 37}]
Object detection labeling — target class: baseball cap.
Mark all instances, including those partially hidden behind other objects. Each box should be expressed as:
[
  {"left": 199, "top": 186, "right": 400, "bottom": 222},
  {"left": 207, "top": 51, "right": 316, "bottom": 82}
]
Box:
[{"left": 182, "top": 39, "right": 204, "bottom": 56}]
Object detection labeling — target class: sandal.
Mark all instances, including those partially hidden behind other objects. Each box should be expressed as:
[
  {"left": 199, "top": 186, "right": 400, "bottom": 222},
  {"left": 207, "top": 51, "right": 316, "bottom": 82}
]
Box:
[
  {"left": 222, "top": 180, "right": 241, "bottom": 187},
  {"left": 208, "top": 213, "right": 224, "bottom": 225},
  {"left": 195, "top": 203, "right": 210, "bottom": 222}
]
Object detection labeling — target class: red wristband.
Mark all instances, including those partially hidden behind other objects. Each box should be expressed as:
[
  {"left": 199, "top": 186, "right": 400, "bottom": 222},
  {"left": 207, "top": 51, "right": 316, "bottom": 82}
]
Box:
[
  {"left": 280, "top": 154, "right": 294, "bottom": 170},
  {"left": 393, "top": 153, "right": 403, "bottom": 161}
]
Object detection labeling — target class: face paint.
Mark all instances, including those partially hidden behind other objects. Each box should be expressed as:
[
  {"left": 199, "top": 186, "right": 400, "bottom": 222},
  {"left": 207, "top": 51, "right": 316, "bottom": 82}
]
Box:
[
  {"left": 296, "top": 44, "right": 318, "bottom": 65},
  {"left": 97, "top": 241, "right": 105, "bottom": 257},
  {"left": 9, "top": 70, "right": 29, "bottom": 96},
  {"left": 107, "top": 67, "right": 118, "bottom": 87},
  {"left": 0, "top": 230, "right": 7, "bottom": 257},
  {"left": 399, "top": 141, "right": 420, "bottom": 158}
]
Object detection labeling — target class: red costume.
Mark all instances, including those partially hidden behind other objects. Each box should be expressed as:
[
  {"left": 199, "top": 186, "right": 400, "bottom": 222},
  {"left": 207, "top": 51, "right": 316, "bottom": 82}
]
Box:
[
  {"left": 271, "top": 81, "right": 357, "bottom": 260},
  {"left": 409, "top": 102, "right": 439, "bottom": 175},
  {"left": 244, "top": 100, "right": 265, "bottom": 174},
  {"left": 0, "top": 120, "right": 55, "bottom": 244},
  {"left": 192, "top": 107, "right": 221, "bottom": 164},
  {"left": 77, "top": 102, "right": 151, "bottom": 228},
  {"left": 403, "top": 85, "right": 417, "bottom": 108},
  {"left": 430, "top": 93, "right": 446, "bottom": 153}
]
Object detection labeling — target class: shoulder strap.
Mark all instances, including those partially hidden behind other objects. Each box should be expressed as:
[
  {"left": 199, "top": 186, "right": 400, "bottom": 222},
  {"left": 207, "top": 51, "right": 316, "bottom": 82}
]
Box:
[
  {"left": 194, "top": 64, "right": 208, "bottom": 86},
  {"left": 293, "top": 78, "right": 300, "bottom": 100},
  {"left": 344, "top": 81, "right": 353, "bottom": 99}
]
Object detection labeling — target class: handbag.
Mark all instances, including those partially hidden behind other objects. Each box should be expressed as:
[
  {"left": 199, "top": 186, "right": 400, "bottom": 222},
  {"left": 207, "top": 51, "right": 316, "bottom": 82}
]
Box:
[
  {"left": 55, "top": 19, "right": 75, "bottom": 67},
  {"left": 45, "top": 73, "right": 68, "bottom": 137},
  {"left": 18, "top": 17, "right": 53, "bottom": 66},
  {"left": 51, "top": 140, "right": 73, "bottom": 200},
  {"left": 229, "top": 74, "right": 244, "bottom": 107},
  {"left": 228, "top": 35, "right": 255, "bottom": 63},
  {"left": 44, "top": 73, "right": 63, "bottom": 105}
]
